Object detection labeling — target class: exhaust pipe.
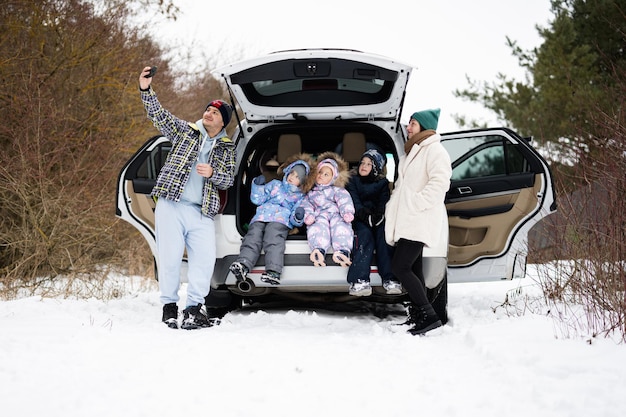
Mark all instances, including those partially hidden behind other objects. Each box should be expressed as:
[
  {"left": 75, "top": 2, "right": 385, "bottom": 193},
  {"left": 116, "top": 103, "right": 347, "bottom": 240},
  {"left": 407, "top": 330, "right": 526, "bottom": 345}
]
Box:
[{"left": 237, "top": 278, "right": 255, "bottom": 293}]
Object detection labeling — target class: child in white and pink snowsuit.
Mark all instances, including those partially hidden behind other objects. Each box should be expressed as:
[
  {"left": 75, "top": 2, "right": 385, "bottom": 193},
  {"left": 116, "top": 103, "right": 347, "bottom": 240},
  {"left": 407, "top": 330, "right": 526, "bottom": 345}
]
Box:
[{"left": 301, "top": 152, "right": 355, "bottom": 267}]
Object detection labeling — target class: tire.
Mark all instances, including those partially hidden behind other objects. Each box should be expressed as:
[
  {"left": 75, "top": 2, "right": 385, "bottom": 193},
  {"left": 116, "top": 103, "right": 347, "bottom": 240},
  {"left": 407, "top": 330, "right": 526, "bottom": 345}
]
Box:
[{"left": 204, "top": 288, "right": 243, "bottom": 319}]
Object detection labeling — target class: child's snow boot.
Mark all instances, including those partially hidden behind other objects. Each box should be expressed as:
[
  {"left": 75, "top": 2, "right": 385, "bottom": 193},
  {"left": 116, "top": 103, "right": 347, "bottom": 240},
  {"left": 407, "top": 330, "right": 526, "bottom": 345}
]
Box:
[
  {"left": 229, "top": 261, "right": 249, "bottom": 283},
  {"left": 260, "top": 270, "right": 281, "bottom": 285}
]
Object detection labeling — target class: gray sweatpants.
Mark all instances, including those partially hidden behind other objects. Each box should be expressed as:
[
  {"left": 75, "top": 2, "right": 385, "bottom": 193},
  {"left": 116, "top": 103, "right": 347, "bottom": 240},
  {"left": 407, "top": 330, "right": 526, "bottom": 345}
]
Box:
[{"left": 237, "top": 221, "right": 290, "bottom": 273}]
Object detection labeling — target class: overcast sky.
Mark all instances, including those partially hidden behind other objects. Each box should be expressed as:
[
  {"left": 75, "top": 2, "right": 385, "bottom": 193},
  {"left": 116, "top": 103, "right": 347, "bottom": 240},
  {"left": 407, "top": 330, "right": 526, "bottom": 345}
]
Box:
[{"left": 150, "top": 0, "right": 553, "bottom": 132}]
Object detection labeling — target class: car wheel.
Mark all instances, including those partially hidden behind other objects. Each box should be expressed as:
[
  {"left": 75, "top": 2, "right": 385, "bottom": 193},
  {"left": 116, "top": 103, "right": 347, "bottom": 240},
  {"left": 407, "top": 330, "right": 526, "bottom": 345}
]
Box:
[{"left": 204, "top": 288, "right": 243, "bottom": 319}]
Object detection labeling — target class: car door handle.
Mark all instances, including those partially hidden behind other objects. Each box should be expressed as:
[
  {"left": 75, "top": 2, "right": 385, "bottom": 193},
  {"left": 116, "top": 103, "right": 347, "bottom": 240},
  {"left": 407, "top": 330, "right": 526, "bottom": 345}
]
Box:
[{"left": 457, "top": 186, "right": 473, "bottom": 195}]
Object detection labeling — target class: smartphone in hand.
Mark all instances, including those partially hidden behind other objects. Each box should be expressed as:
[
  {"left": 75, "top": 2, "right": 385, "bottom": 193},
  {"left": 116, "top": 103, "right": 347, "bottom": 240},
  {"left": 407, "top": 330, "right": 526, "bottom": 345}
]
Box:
[{"left": 144, "top": 66, "right": 157, "bottom": 78}]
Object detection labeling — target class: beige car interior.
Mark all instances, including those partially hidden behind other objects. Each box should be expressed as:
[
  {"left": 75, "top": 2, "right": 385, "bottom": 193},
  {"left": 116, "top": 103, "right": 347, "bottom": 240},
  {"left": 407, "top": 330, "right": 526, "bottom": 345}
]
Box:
[
  {"left": 261, "top": 133, "right": 302, "bottom": 182},
  {"left": 341, "top": 132, "right": 367, "bottom": 169},
  {"left": 126, "top": 180, "right": 155, "bottom": 230},
  {"left": 447, "top": 175, "right": 542, "bottom": 265}
]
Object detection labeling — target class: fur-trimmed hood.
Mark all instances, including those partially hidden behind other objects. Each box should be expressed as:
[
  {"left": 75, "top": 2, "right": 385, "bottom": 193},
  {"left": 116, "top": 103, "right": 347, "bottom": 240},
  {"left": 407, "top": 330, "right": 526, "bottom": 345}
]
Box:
[
  {"left": 277, "top": 152, "right": 317, "bottom": 194},
  {"left": 315, "top": 151, "right": 350, "bottom": 188}
]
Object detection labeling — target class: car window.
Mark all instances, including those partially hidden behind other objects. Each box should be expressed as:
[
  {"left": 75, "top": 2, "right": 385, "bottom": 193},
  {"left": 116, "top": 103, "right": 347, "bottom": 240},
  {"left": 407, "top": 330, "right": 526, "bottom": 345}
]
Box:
[
  {"left": 136, "top": 143, "right": 170, "bottom": 180},
  {"left": 232, "top": 59, "right": 397, "bottom": 107},
  {"left": 252, "top": 78, "right": 386, "bottom": 97},
  {"left": 443, "top": 135, "right": 530, "bottom": 181}
]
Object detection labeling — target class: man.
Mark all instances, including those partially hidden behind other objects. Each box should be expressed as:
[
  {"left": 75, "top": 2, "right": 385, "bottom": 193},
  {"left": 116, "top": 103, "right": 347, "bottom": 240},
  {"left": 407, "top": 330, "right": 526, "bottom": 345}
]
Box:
[{"left": 138, "top": 66, "right": 236, "bottom": 330}]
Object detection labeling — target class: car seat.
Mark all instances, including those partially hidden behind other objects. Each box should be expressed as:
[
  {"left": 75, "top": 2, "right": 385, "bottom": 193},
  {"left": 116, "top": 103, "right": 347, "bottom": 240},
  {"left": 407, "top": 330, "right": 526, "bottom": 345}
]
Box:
[
  {"left": 341, "top": 132, "right": 367, "bottom": 170},
  {"left": 262, "top": 134, "right": 302, "bottom": 182}
]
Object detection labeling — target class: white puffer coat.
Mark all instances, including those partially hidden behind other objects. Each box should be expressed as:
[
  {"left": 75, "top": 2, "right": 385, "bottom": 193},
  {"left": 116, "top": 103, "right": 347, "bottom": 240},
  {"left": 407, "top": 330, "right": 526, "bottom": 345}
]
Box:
[{"left": 385, "top": 132, "right": 452, "bottom": 249}]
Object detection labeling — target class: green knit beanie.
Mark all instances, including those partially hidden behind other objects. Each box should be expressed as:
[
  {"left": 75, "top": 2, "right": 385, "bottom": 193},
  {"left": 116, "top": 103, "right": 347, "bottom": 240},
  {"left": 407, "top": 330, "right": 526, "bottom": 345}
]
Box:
[{"left": 410, "top": 108, "right": 441, "bottom": 131}]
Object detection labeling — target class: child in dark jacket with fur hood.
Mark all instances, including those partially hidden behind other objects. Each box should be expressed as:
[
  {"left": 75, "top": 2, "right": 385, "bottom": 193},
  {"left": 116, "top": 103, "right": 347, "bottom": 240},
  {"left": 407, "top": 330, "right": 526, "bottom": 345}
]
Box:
[
  {"left": 345, "top": 149, "right": 402, "bottom": 296},
  {"left": 301, "top": 152, "right": 355, "bottom": 267}
]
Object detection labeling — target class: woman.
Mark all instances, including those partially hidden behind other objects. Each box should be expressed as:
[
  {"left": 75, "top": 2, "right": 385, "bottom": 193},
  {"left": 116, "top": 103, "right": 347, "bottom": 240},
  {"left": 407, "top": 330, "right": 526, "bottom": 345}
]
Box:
[{"left": 385, "top": 108, "right": 452, "bottom": 335}]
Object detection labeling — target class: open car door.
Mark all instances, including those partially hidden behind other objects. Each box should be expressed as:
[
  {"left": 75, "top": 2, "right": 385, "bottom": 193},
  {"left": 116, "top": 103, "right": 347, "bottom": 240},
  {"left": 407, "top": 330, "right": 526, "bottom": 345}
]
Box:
[
  {"left": 441, "top": 128, "right": 556, "bottom": 280},
  {"left": 115, "top": 136, "right": 171, "bottom": 259}
]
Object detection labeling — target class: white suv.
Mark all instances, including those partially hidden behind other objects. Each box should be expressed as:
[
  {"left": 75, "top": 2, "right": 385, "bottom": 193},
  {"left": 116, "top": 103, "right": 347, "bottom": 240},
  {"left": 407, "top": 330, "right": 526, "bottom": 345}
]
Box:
[{"left": 116, "top": 49, "right": 556, "bottom": 321}]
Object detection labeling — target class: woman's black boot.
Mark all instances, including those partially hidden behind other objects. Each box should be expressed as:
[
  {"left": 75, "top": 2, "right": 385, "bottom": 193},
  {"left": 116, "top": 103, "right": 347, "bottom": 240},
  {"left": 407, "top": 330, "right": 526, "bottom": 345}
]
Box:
[{"left": 407, "top": 303, "right": 442, "bottom": 336}]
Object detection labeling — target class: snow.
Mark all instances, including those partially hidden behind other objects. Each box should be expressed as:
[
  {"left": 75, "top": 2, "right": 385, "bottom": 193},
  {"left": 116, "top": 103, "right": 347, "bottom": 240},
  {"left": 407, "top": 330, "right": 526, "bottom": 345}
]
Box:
[{"left": 2, "top": 265, "right": 625, "bottom": 417}]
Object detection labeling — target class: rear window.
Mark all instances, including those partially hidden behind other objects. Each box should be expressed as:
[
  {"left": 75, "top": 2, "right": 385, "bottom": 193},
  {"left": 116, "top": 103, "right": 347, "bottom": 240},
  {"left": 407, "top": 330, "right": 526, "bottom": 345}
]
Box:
[{"left": 230, "top": 58, "right": 398, "bottom": 107}]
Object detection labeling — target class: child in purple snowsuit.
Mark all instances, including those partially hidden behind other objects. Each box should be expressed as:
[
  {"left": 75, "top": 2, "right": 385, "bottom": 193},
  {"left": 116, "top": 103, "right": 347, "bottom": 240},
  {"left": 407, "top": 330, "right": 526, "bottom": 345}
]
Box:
[
  {"left": 301, "top": 152, "right": 355, "bottom": 267},
  {"left": 229, "top": 154, "right": 315, "bottom": 285}
]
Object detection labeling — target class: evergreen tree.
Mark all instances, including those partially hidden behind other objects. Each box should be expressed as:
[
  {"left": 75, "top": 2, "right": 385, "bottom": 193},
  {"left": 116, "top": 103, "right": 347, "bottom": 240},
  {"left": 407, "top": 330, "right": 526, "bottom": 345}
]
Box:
[{"left": 454, "top": 0, "right": 625, "bottom": 159}]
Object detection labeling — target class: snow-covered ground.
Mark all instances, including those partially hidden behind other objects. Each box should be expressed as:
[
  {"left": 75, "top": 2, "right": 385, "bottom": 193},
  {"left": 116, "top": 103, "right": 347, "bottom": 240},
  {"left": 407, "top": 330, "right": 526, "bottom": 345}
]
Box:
[{"left": 1, "top": 265, "right": 625, "bottom": 417}]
